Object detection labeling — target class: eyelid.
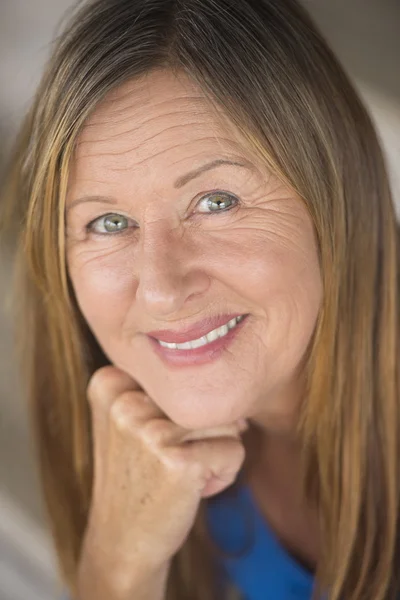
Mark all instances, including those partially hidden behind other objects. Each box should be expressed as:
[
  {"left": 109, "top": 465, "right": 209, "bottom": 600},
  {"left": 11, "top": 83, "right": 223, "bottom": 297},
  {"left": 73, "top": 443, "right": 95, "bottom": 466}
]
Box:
[
  {"left": 193, "top": 190, "right": 240, "bottom": 213},
  {"left": 84, "top": 190, "right": 239, "bottom": 235},
  {"left": 86, "top": 212, "right": 136, "bottom": 235}
]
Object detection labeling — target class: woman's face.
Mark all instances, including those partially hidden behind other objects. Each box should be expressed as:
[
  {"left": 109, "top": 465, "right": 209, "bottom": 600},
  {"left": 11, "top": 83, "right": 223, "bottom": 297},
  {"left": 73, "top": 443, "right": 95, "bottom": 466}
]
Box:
[{"left": 66, "top": 70, "right": 322, "bottom": 431}]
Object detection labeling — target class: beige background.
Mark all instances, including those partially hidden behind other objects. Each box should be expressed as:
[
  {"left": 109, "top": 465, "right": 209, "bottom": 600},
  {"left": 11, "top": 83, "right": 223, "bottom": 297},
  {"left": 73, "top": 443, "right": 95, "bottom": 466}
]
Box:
[{"left": 0, "top": 1, "right": 399, "bottom": 598}]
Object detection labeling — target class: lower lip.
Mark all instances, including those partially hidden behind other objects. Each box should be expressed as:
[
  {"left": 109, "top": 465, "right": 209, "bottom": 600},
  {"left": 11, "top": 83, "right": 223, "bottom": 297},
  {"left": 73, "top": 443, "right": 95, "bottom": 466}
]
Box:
[{"left": 148, "top": 315, "right": 248, "bottom": 367}]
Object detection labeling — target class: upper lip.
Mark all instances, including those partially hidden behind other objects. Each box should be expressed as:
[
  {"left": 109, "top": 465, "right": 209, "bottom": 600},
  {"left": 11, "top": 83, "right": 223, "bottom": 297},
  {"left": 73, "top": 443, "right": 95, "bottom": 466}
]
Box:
[{"left": 147, "top": 313, "right": 246, "bottom": 344}]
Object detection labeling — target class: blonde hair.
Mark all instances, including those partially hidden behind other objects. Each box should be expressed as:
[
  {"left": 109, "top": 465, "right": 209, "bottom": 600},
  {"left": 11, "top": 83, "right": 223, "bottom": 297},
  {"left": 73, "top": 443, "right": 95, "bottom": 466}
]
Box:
[{"left": 1, "top": 0, "right": 399, "bottom": 598}]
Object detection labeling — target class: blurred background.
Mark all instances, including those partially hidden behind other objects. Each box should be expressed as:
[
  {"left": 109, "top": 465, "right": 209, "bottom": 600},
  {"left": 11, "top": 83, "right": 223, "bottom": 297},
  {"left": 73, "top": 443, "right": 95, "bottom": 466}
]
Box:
[{"left": 0, "top": 1, "right": 399, "bottom": 598}]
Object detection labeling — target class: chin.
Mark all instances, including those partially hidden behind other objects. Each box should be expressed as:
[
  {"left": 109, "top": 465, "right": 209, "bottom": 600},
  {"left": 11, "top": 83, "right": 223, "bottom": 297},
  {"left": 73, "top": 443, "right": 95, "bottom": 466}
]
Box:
[{"left": 149, "top": 382, "right": 253, "bottom": 430}]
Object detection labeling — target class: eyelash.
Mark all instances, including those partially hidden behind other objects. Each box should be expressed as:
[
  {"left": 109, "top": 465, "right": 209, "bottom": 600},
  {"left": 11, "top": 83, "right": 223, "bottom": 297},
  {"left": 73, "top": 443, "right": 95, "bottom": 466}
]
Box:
[{"left": 85, "top": 190, "right": 240, "bottom": 236}]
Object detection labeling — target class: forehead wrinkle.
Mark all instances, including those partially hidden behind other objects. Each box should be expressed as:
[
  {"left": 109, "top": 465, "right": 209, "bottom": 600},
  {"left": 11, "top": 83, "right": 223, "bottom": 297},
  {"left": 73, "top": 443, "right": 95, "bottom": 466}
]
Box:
[
  {"left": 100, "top": 73, "right": 202, "bottom": 106},
  {"left": 92, "top": 138, "right": 219, "bottom": 173},
  {"left": 108, "top": 122, "right": 211, "bottom": 158},
  {"left": 84, "top": 104, "right": 210, "bottom": 132},
  {"left": 74, "top": 134, "right": 250, "bottom": 183},
  {"left": 75, "top": 127, "right": 221, "bottom": 165},
  {"left": 77, "top": 104, "right": 216, "bottom": 160},
  {"left": 124, "top": 134, "right": 241, "bottom": 171},
  {"left": 85, "top": 93, "right": 210, "bottom": 131},
  {"left": 78, "top": 110, "right": 213, "bottom": 149},
  {"left": 167, "top": 144, "right": 252, "bottom": 169}
]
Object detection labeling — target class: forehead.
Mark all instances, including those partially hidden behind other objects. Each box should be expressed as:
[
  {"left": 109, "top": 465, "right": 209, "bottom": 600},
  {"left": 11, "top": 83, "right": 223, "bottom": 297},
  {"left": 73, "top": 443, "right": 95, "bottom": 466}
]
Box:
[{"left": 73, "top": 70, "right": 243, "bottom": 178}]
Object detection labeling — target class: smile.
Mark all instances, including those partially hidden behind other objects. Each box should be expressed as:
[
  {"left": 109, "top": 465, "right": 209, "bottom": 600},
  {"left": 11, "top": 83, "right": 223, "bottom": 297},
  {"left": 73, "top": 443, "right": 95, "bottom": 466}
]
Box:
[{"left": 157, "top": 315, "right": 245, "bottom": 350}]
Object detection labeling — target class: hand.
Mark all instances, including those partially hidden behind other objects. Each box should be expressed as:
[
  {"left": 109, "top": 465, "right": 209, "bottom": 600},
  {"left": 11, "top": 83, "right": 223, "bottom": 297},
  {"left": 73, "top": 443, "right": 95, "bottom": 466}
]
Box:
[{"left": 78, "top": 365, "right": 247, "bottom": 597}]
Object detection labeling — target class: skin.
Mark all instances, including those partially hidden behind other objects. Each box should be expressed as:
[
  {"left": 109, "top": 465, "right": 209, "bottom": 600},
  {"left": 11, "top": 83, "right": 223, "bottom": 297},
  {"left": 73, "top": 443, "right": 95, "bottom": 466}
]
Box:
[{"left": 66, "top": 69, "right": 322, "bottom": 567}]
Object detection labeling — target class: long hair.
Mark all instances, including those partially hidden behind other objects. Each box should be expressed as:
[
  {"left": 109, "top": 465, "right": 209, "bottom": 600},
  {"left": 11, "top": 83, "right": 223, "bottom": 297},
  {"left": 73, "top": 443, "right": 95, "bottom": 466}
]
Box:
[{"left": 1, "top": 0, "right": 399, "bottom": 598}]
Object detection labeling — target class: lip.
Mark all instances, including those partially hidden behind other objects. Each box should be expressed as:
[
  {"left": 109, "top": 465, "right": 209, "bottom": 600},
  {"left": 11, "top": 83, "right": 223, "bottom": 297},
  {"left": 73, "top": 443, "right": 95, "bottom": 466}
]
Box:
[
  {"left": 147, "top": 313, "right": 247, "bottom": 344},
  {"left": 147, "top": 314, "right": 248, "bottom": 367}
]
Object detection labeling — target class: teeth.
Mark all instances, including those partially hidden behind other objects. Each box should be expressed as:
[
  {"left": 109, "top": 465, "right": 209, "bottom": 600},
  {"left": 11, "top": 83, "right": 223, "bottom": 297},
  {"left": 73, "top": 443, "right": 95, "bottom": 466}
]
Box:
[
  {"left": 158, "top": 315, "right": 245, "bottom": 350},
  {"left": 175, "top": 341, "right": 192, "bottom": 350},
  {"left": 205, "top": 328, "right": 219, "bottom": 343},
  {"left": 191, "top": 336, "right": 208, "bottom": 349},
  {"left": 216, "top": 324, "right": 229, "bottom": 338},
  {"left": 161, "top": 341, "right": 178, "bottom": 349}
]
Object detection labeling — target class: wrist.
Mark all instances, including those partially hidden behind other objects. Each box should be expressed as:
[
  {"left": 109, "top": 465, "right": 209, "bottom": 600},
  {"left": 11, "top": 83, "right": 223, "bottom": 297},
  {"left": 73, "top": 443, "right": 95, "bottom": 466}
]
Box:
[{"left": 77, "top": 541, "right": 170, "bottom": 600}]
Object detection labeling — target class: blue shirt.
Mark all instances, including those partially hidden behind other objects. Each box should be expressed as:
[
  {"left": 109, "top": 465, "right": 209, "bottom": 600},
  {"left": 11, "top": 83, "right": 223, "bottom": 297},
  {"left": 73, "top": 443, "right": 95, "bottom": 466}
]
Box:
[{"left": 206, "top": 483, "right": 314, "bottom": 600}]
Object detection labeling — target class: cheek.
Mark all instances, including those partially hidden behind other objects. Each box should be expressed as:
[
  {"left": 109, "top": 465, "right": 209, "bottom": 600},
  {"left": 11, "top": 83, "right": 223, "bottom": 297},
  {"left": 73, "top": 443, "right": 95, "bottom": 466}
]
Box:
[
  {"left": 213, "top": 228, "right": 321, "bottom": 312},
  {"left": 67, "top": 248, "right": 137, "bottom": 333},
  {"left": 213, "top": 223, "right": 322, "bottom": 362},
  {"left": 261, "top": 247, "right": 322, "bottom": 365}
]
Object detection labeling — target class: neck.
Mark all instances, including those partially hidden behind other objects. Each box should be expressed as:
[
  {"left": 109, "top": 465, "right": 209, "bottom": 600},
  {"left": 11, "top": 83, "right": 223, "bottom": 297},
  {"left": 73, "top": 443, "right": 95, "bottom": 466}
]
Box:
[
  {"left": 241, "top": 418, "right": 320, "bottom": 571},
  {"left": 248, "top": 367, "right": 307, "bottom": 438},
  {"left": 243, "top": 422, "right": 304, "bottom": 492}
]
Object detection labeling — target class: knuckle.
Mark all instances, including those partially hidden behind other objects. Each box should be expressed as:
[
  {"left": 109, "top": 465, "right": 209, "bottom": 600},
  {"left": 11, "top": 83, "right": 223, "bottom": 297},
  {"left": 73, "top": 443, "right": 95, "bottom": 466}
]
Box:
[
  {"left": 87, "top": 366, "right": 137, "bottom": 407},
  {"left": 86, "top": 366, "right": 109, "bottom": 403},
  {"left": 109, "top": 399, "right": 129, "bottom": 432},
  {"left": 186, "top": 458, "right": 204, "bottom": 480},
  {"left": 169, "top": 446, "right": 204, "bottom": 480},
  {"left": 140, "top": 418, "right": 171, "bottom": 446},
  {"left": 87, "top": 365, "right": 121, "bottom": 405},
  {"left": 163, "top": 446, "right": 191, "bottom": 473},
  {"left": 109, "top": 394, "right": 139, "bottom": 433}
]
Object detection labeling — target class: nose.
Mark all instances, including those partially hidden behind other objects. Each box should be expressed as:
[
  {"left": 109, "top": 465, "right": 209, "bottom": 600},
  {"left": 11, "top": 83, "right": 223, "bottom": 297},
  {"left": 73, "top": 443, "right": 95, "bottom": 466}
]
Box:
[{"left": 135, "top": 221, "right": 210, "bottom": 318}]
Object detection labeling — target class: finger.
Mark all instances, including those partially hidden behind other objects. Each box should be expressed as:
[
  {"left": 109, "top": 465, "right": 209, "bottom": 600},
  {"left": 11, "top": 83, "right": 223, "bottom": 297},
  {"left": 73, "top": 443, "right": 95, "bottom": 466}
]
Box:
[
  {"left": 139, "top": 417, "right": 190, "bottom": 449},
  {"left": 87, "top": 365, "right": 142, "bottom": 461},
  {"left": 87, "top": 365, "right": 142, "bottom": 409},
  {"left": 108, "top": 390, "right": 167, "bottom": 439},
  {"left": 180, "top": 436, "right": 246, "bottom": 498},
  {"left": 139, "top": 418, "right": 247, "bottom": 456},
  {"left": 180, "top": 421, "right": 246, "bottom": 443}
]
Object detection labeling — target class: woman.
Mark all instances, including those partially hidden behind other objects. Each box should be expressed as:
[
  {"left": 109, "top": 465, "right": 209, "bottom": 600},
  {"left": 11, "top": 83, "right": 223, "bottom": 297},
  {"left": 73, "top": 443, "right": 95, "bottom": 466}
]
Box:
[{"left": 1, "top": 0, "right": 399, "bottom": 598}]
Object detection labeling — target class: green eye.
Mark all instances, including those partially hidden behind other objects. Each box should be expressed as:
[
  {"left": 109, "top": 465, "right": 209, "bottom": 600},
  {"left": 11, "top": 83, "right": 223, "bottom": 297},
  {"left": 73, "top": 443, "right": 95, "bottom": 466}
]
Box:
[
  {"left": 103, "top": 214, "right": 128, "bottom": 232},
  {"left": 197, "top": 191, "right": 239, "bottom": 213},
  {"left": 88, "top": 213, "right": 130, "bottom": 234}
]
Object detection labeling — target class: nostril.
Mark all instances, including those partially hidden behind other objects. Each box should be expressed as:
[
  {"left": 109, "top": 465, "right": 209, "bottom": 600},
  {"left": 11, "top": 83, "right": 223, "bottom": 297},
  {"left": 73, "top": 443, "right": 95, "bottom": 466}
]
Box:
[{"left": 136, "top": 264, "right": 210, "bottom": 318}]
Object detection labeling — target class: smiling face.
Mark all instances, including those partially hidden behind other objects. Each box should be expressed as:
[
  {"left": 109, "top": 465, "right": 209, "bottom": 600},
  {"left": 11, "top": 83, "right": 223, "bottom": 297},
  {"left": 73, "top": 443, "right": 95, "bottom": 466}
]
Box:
[{"left": 66, "top": 69, "right": 322, "bottom": 431}]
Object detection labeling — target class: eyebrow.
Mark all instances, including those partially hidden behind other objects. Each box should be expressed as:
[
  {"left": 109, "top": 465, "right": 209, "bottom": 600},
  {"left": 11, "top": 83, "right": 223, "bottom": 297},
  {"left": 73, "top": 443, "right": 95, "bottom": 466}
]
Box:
[
  {"left": 67, "top": 158, "right": 252, "bottom": 211},
  {"left": 174, "top": 158, "right": 251, "bottom": 188}
]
